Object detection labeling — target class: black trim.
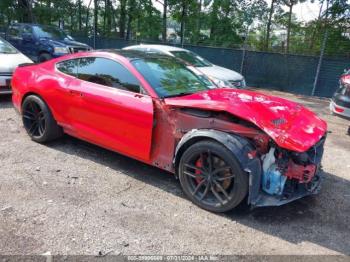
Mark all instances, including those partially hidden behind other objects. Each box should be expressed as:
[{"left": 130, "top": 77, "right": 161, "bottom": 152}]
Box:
[
  {"left": 18, "top": 63, "right": 36, "bottom": 68},
  {"left": 0, "top": 72, "right": 12, "bottom": 76}
]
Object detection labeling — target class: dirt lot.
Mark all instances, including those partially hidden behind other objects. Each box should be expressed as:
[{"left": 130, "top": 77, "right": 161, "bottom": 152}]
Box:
[{"left": 0, "top": 89, "right": 349, "bottom": 256}]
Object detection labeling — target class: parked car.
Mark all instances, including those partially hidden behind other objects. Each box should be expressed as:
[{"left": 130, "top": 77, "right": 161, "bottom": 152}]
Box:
[
  {"left": 330, "top": 69, "right": 350, "bottom": 118},
  {"left": 123, "top": 44, "right": 246, "bottom": 89},
  {"left": 0, "top": 37, "right": 32, "bottom": 95},
  {"left": 6, "top": 23, "right": 91, "bottom": 62},
  {"left": 12, "top": 50, "right": 327, "bottom": 212}
]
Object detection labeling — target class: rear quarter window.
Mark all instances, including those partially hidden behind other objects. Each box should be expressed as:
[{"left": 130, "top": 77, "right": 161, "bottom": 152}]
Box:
[{"left": 56, "top": 59, "right": 78, "bottom": 77}]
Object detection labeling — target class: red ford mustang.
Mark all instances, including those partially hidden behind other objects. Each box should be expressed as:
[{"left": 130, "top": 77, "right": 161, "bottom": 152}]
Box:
[{"left": 11, "top": 50, "right": 327, "bottom": 212}]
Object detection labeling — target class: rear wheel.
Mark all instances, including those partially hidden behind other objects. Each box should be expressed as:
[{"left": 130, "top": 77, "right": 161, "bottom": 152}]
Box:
[
  {"left": 178, "top": 140, "right": 248, "bottom": 213},
  {"left": 22, "top": 95, "right": 63, "bottom": 143}
]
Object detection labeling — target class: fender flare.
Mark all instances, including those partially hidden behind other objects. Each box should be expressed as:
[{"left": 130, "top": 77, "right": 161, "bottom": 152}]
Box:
[{"left": 174, "top": 129, "right": 262, "bottom": 205}]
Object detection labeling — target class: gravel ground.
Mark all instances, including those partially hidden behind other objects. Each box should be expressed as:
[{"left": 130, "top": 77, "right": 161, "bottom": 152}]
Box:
[{"left": 0, "top": 89, "right": 349, "bottom": 256}]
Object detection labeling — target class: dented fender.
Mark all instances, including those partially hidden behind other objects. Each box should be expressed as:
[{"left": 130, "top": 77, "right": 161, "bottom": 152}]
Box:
[{"left": 173, "top": 129, "right": 262, "bottom": 204}]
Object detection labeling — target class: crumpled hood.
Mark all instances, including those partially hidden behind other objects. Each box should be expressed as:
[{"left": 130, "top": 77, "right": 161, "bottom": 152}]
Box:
[
  {"left": 164, "top": 89, "right": 327, "bottom": 152},
  {"left": 199, "top": 65, "right": 243, "bottom": 81},
  {"left": 0, "top": 53, "right": 32, "bottom": 73}
]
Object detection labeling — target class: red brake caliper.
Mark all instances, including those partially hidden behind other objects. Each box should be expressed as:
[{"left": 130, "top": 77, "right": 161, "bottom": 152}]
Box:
[{"left": 195, "top": 158, "right": 204, "bottom": 184}]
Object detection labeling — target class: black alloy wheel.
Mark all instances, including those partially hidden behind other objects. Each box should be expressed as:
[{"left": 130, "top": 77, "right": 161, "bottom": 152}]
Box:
[
  {"left": 22, "top": 95, "right": 63, "bottom": 143},
  {"left": 23, "top": 100, "right": 46, "bottom": 138},
  {"left": 179, "top": 140, "right": 248, "bottom": 212}
]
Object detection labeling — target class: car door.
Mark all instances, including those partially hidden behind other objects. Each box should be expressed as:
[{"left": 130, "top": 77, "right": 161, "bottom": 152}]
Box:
[
  {"left": 21, "top": 25, "right": 37, "bottom": 60},
  {"left": 6, "top": 25, "right": 22, "bottom": 51},
  {"left": 65, "top": 56, "right": 154, "bottom": 161}
]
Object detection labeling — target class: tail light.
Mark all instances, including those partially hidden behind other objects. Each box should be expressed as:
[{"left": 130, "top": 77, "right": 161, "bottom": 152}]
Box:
[{"left": 334, "top": 106, "right": 344, "bottom": 113}]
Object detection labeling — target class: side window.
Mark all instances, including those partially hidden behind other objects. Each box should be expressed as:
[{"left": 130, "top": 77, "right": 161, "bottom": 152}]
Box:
[
  {"left": 77, "top": 57, "right": 142, "bottom": 93},
  {"left": 149, "top": 48, "right": 163, "bottom": 54},
  {"left": 8, "top": 26, "right": 21, "bottom": 39},
  {"left": 56, "top": 59, "right": 78, "bottom": 77},
  {"left": 22, "top": 25, "right": 33, "bottom": 35}
]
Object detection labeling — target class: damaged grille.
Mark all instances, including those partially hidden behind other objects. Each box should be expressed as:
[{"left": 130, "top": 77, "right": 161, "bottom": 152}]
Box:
[
  {"left": 271, "top": 118, "right": 286, "bottom": 126},
  {"left": 306, "top": 135, "right": 326, "bottom": 165}
]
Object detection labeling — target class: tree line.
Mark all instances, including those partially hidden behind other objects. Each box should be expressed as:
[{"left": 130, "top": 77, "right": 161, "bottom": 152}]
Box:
[{"left": 0, "top": 0, "right": 349, "bottom": 56}]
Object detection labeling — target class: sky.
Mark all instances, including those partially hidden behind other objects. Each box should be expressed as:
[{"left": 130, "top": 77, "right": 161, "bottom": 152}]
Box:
[
  {"left": 152, "top": 0, "right": 323, "bottom": 22},
  {"left": 83, "top": 0, "right": 322, "bottom": 23}
]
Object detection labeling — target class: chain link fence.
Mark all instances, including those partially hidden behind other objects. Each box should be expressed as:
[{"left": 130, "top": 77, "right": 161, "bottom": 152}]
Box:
[{"left": 74, "top": 36, "right": 349, "bottom": 98}]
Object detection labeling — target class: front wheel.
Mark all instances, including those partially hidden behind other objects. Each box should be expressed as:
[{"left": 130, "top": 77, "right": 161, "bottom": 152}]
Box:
[
  {"left": 178, "top": 140, "right": 248, "bottom": 213},
  {"left": 22, "top": 95, "right": 63, "bottom": 143}
]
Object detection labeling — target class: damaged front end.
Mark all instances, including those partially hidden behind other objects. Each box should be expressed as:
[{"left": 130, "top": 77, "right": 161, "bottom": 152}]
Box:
[{"left": 249, "top": 135, "right": 326, "bottom": 207}]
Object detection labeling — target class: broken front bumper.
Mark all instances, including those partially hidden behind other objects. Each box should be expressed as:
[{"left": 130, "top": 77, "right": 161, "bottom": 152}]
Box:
[
  {"left": 248, "top": 135, "right": 326, "bottom": 208},
  {"left": 252, "top": 171, "right": 322, "bottom": 207}
]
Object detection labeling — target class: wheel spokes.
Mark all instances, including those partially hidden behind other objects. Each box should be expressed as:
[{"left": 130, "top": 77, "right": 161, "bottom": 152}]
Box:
[
  {"left": 28, "top": 121, "right": 38, "bottom": 135},
  {"left": 212, "top": 166, "right": 231, "bottom": 175},
  {"left": 192, "top": 179, "right": 207, "bottom": 196},
  {"left": 216, "top": 175, "right": 235, "bottom": 181},
  {"left": 23, "top": 114, "right": 36, "bottom": 120},
  {"left": 184, "top": 149, "right": 236, "bottom": 207},
  {"left": 38, "top": 120, "right": 45, "bottom": 136},
  {"left": 23, "top": 102, "right": 45, "bottom": 137},
  {"left": 213, "top": 180, "right": 231, "bottom": 201},
  {"left": 184, "top": 163, "right": 204, "bottom": 173},
  {"left": 211, "top": 186, "right": 225, "bottom": 205},
  {"left": 184, "top": 171, "right": 204, "bottom": 179},
  {"left": 198, "top": 182, "right": 210, "bottom": 200}
]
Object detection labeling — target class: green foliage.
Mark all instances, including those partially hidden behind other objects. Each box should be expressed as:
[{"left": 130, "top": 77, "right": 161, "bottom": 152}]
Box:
[{"left": 0, "top": 0, "right": 348, "bottom": 57}]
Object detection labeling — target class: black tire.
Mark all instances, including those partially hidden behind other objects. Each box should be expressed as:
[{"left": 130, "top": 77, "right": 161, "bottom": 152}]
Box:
[
  {"left": 38, "top": 52, "right": 52, "bottom": 63},
  {"left": 178, "top": 140, "right": 248, "bottom": 213},
  {"left": 22, "top": 95, "right": 63, "bottom": 143}
]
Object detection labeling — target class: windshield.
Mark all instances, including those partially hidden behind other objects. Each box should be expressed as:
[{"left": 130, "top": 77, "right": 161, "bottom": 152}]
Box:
[
  {"left": 0, "top": 38, "right": 18, "bottom": 54},
  {"left": 132, "top": 57, "right": 211, "bottom": 98},
  {"left": 170, "top": 51, "right": 212, "bottom": 67},
  {"left": 33, "top": 25, "right": 73, "bottom": 41}
]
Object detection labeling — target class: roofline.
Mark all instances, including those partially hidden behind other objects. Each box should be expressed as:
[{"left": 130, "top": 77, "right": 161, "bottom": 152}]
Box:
[{"left": 9, "top": 22, "right": 60, "bottom": 27}]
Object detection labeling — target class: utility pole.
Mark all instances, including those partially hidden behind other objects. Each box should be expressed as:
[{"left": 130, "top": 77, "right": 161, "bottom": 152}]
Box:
[
  {"left": 312, "top": 0, "right": 330, "bottom": 96},
  {"left": 157, "top": 0, "right": 168, "bottom": 43},
  {"left": 93, "top": 0, "right": 98, "bottom": 49},
  {"left": 180, "top": 1, "right": 187, "bottom": 47},
  {"left": 240, "top": 31, "right": 248, "bottom": 74}
]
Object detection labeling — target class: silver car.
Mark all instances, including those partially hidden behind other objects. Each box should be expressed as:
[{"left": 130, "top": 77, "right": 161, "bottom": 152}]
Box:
[
  {"left": 123, "top": 44, "right": 246, "bottom": 89},
  {"left": 330, "top": 69, "right": 350, "bottom": 119},
  {"left": 0, "top": 37, "right": 32, "bottom": 95}
]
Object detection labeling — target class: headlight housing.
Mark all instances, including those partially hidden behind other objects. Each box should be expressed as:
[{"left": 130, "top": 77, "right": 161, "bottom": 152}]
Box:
[
  {"left": 241, "top": 78, "right": 246, "bottom": 88},
  {"left": 209, "top": 77, "right": 232, "bottom": 88},
  {"left": 54, "top": 47, "right": 69, "bottom": 54}
]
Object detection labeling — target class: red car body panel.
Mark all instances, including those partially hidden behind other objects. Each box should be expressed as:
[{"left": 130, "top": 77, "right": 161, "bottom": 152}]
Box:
[
  {"left": 11, "top": 50, "right": 329, "bottom": 207},
  {"left": 12, "top": 52, "right": 156, "bottom": 162},
  {"left": 11, "top": 51, "right": 327, "bottom": 172},
  {"left": 165, "top": 89, "right": 327, "bottom": 153}
]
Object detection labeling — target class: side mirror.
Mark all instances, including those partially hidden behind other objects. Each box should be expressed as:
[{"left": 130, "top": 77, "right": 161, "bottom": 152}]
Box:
[{"left": 22, "top": 33, "right": 33, "bottom": 42}]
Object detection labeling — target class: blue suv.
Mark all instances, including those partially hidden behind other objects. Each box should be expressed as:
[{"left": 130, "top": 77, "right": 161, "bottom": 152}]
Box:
[{"left": 6, "top": 23, "right": 91, "bottom": 62}]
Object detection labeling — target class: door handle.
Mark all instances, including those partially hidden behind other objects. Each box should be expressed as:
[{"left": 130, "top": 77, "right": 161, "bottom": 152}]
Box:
[
  {"left": 68, "top": 89, "right": 83, "bottom": 97},
  {"left": 134, "top": 94, "right": 143, "bottom": 98}
]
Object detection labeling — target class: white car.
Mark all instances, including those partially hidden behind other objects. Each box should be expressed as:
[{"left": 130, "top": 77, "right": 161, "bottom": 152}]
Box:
[
  {"left": 0, "top": 37, "right": 32, "bottom": 95},
  {"left": 123, "top": 44, "right": 246, "bottom": 89}
]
